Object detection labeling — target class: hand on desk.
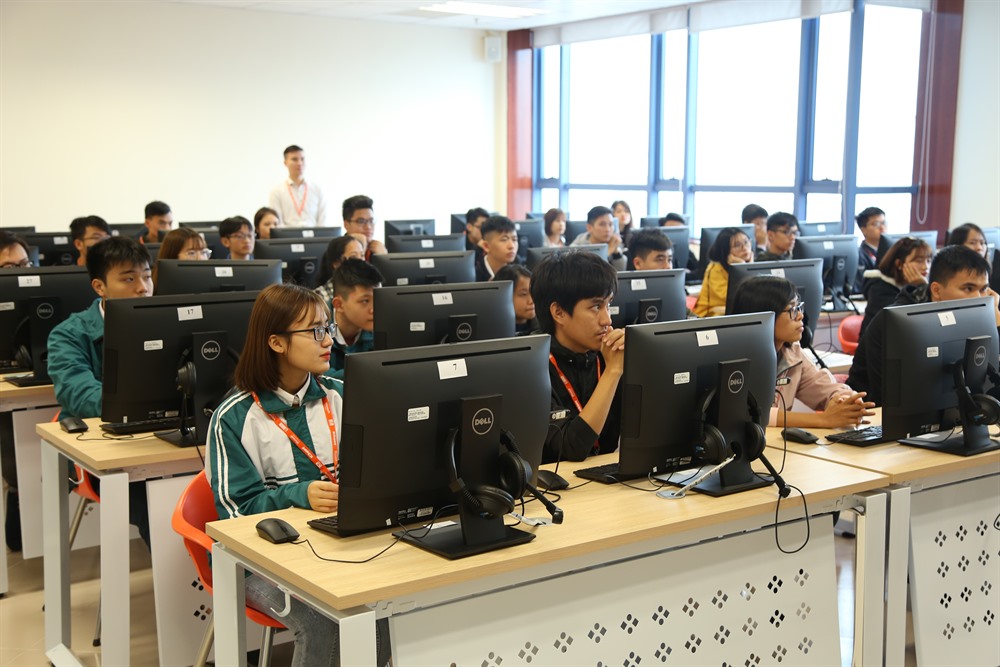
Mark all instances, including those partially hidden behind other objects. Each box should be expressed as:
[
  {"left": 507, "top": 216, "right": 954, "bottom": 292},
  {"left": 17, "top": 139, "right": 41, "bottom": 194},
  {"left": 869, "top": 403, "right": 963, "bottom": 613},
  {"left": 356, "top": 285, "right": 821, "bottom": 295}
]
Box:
[
  {"left": 823, "top": 391, "right": 876, "bottom": 428},
  {"left": 308, "top": 480, "right": 339, "bottom": 513}
]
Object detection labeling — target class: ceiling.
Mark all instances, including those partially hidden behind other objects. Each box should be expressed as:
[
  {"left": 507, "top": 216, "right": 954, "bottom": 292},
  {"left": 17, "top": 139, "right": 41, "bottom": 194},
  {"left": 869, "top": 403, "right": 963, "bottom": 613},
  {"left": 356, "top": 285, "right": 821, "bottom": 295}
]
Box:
[{"left": 164, "top": 0, "right": 694, "bottom": 31}]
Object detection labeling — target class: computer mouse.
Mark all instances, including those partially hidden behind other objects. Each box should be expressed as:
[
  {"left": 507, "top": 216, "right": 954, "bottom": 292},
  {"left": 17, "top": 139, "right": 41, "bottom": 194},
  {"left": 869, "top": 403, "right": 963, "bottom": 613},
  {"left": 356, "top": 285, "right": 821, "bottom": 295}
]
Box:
[
  {"left": 59, "top": 416, "right": 89, "bottom": 433},
  {"left": 536, "top": 469, "right": 569, "bottom": 491},
  {"left": 256, "top": 518, "right": 300, "bottom": 544},
  {"left": 782, "top": 427, "right": 819, "bottom": 444}
]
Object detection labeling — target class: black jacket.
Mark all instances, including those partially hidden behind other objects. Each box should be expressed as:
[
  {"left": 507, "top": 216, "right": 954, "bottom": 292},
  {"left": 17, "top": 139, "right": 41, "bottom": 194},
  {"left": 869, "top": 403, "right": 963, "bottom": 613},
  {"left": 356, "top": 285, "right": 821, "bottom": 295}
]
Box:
[
  {"left": 854, "top": 236, "right": 892, "bottom": 293},
  {"left": 542, "top": 337, "right": 622, "bottom": 464},
  {"left": 859, "top": 273, "right": 901, "bottom": 339}
]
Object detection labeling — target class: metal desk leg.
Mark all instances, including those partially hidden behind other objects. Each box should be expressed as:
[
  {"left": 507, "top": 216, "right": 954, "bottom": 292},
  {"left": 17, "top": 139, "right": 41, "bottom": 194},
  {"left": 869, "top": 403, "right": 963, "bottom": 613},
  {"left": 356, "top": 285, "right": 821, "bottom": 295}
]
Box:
[
  {"left": 41, "top": 441, "right": 77, "bottom": 665},
  {"left": 884, "top": 486, "right": 910, "bottom": 666},
  {"left": 339, "top": 607, "right": 376, "bottom": 667},
  {"left": 852, "top": 490, "right": 887, "bottom": 667},
  {"left": 212, "top": 545, "right": 248, "bottom": 667},
  {"left": 0, "top": 471, "right": 6, "bottom": 596},
  {"left": 98, "top": 470, "right": 131, "bottom": 667}
]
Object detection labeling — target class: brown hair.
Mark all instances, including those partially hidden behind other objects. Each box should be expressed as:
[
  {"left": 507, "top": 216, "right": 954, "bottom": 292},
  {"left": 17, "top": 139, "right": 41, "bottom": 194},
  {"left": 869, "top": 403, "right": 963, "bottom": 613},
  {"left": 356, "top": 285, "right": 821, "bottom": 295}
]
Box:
[
  {"left": 877, "top": 236, "right": 931, "bottom": 284},
  {"left": 153, "top": 227, "right": 208, "bottom": 287},
  {"left": 234, "top": 284, "right": 330, "bottom": 393}
]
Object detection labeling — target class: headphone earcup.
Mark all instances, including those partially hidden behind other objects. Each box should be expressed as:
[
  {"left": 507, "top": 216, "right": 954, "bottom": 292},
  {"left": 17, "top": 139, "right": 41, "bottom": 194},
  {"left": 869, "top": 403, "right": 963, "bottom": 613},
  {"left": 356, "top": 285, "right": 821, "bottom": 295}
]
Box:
[
  {"left": 743, "top": 421, "right": 766, "bottom": 461},
  {"left": 973, "top": 394, "right": 1000, "bottom": 426},
  {"left": 498, "top": 451, "right": 531, "bottom": 500},
  {"left": 14, "top": 345, "right": 30, "bottom": 370},
  {"left": 471, "top": 485, "right": 514, "bottom": 518},
  {"left": 697, "top": 423, "right": 728, "bottom": 462}
]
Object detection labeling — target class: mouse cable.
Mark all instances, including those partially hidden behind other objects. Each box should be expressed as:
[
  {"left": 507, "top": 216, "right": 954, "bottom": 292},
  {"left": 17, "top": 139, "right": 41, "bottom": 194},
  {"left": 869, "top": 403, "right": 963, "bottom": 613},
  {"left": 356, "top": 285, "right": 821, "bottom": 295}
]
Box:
[
  {"left": 74, "top": 432, "right": 135, "bottom": 442},
  {"left": 773, "top": 483, "right": 810, "bottom": 555}
]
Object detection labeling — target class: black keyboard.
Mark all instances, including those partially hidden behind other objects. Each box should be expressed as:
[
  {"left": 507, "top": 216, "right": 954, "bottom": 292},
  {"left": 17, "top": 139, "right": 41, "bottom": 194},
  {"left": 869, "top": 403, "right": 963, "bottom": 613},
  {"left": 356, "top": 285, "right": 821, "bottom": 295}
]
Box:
[
  {"left": 825, "top": 425, "right": 889, "bottom": 446},
  {"left": 307, "top": 515, "right": 340, "bottom": 536},
  {"left": 574, "top": 462, "right": 647, "bottom": 484},
  {"left": 100, "top": 417, "right": 183, "bottom": 435}
]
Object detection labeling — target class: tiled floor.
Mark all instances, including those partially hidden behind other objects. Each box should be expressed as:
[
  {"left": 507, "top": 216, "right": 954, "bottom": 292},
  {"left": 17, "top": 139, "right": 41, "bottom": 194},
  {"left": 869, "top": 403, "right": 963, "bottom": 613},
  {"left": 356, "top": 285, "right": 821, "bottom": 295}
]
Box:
[{"left": 0, "top": 528, "right": 913, "bottom": 666}]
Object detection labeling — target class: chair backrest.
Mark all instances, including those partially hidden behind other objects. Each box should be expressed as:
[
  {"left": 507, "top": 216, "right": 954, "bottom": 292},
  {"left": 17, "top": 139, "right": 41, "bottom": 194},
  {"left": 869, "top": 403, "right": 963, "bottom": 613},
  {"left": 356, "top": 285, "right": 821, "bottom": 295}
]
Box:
[
  {"left": 171, "top": 470, "right": 219, "bottom": 592},
  {"left": 50, "top": 410, "right": 100, "bottom": 502},
  {"left": 838, "top": 314, "right": 864, "bottom": 354}
]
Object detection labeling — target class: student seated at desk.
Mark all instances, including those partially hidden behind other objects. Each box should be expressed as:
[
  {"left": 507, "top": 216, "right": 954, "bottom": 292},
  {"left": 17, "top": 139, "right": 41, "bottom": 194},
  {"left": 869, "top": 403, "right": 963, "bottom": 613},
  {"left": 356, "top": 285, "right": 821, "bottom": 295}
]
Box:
[
  {"left": 543, "top": 208, "right": 566, "bottom": 248},
  {"left": 475, "top": 215, "right": 519, "bottom": 281},
  {"left": 628, "top": 228, "right": 673, "bottom": 270},
  {"left": 731, "top": 276, "right": 875, "bottom": 428},
  {"left": 152, "top": 226, "right": 211, "bottom": 289},
  {"left": 254, "top": 206, "right": 279, "bottom": 240},
  {"left": 218, "top": 215, "right": 255, "bottom": 261},
  {"left": 47, "top": 236, "right": 154, "bottom": 545},
  {"left": 322, "top": 258, "right": 383, "bottom": 380},
  {"left": 571, "top": 206, "right": 625, "bottom": 270},
  {"left": 530, "top": 250, "right": 625, "bottom": 463},
  {"left": 342, "top": 194, "right": 386, "bottom": 260},
  {"left": 947, "top": 222, "right": 988, "bottom": 259},
  {"left": 0, "top": 230, "right": 33, "bottom": 268},
  {"left": 313, "top": 235, "right": 365, "bottom": 302},
  {"left": 755, "top": 212, "right": 798, "bottom": 262},
  {"left": 858, "top": 235, "right": 931, "bottom": 338},
  {"left": 693, "top": 227, "right": 753, "bottom": 318},
  {"left": 207, "top": 283, "right": 389, "bottom": 666},
  {"left": 848, "top": 245, "right": 1000, "bottom": 405},
  {"left": 69, "top": 215, "right": 111, "bottom": 267},
  {"left": 494, "top": 263, "right": 537, "bottom": 334}
]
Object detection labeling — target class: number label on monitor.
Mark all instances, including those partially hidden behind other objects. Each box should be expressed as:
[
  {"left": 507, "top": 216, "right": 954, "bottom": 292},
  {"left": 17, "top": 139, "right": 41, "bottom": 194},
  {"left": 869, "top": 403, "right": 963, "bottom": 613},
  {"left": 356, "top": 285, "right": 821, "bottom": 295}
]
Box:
[
  {"left": 281, "top": 261, "right": 289, "bottom": 269},
  {"left": 302, "top": 229, "right": 315, "bottom": 238},
  {"left": 823, "top": 241, "right": 834, "bottom": 250},
  {"left": 817, "top": 224, "right": 827, "bottom": 233},
  {"left": 432, "top": 293, "right": 453, "bottom": 306},
  {"left": 696, "top": 330, "right": 719, "bottom": 347},
  {"left": 937, "top": 311, "right": 956, "bottom": 327},
  {"left": 771, "top": 268, "right": 785, "bottom": 278},
  {"left": 927, "top": 346, "right": 939, "bottom": 358},
  {"left": 0, "top": 302, "right": 14, "bottom": 311},
  {"left": 437, "top": 358, "right": 468, "bottom": 380},
  {"left": 609, "top": 306, "right": 620, "bottom": 315},
  {"left": 421, "top": 239, "right": 434, "bottom": 248},
  {"left": 144, "top": 340, "right": 164, "bottom": 351},
  {"left": 291, "top": 243, "right": 305, "bottom": 253},
  {"left": 17, "top": 275, "right": 40, "bottom": 288},
  {"left": 673, "top": 371, "right": 691, "bottom": 385},
  {"left": 54, "top": 236, "right": 68, "bottom": 244},
  {"left": 214, "top": 266, "right": 234, "bottom": 277},
  {"left": 177, "top": 305, "right": 204, "bottom": 321},
  {"left": 396, "top": 278, "right": 409, "bottom": 286},
  {"left": 630, "top": 278, "right": 647, "bottom": 291},
  {"left": 419, "top": 258, "right": 435, "bottom": 269},
  {"left": 407, "top": 406, "right": 430, "bottom": 422},
  {"left": 409, "top": 321, "right": 426, "bottom": 331}
]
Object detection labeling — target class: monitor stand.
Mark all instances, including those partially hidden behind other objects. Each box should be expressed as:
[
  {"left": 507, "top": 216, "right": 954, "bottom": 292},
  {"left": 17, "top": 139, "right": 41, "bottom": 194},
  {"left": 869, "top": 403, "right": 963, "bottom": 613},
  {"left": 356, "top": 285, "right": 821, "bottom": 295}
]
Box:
[
  {"left": 7, "top": 296, "right": 61, "bottom": 387},
  {"left": 396, "top": 395, "right": 535, "bottom": 559},
  {"left": 157, "top": 331, "right": 233, "bottom": 448}
]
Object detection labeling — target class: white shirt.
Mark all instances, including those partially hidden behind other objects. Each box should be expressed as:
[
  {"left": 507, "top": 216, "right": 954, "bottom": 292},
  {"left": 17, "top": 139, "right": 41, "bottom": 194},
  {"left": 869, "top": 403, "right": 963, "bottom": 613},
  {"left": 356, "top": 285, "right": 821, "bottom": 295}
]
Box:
[{"left": 268, "top": 178, "right": 327, "bottom": 227}]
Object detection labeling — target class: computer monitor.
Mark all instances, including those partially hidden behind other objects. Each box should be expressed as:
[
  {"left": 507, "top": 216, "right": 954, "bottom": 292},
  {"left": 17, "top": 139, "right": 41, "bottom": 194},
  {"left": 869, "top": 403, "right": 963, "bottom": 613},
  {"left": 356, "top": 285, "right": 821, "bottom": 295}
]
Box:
[
  {"left": 524, "top": 211, "right": 546, "bottom": 220},
  {"left": 253, "top": 237, "right": 330, "bottom": 286},
  {"left": 109, "top": 223, "right": 146, "bottom": 238},
  {"left": 618, "top": 313, "right": 778, "bottom": 496},
  {"left": 0, "top": 266, "right": 95, "bottom": 384},
  {"left": 726, "top": 259, "right": 823, "bottom": 332},
  {"left": 648, "top": 225, "right": 691, "bottom": 276},
  {"left": 372, "top": 281, "right": 515, "bottom": 350},
  {"left": 338, "top": 334, "right": 551, "bottom": 557},
  {"left": 639, "top": 216, "right": 661, "bottom": 228},
  {"left": 5, "top": 226, "right": 35, "bottom": 234},
  {"left": 385, "top": 234, "right": 465, "bottom": 254},
  {"left": 23, "top": 246, "right": 41, "bottom": 267},
  {"left": 22, "top": 232, "right": 76, "bottom": 266},
  {"left": 610, "top": 269, "right": 686, "bottom": 328},
  {"left": 791, "top": 234, "right": 859, "bottom": 310},
  {"left": 798, "top": 221, "right": 843, "bottom": 237},
  {"left": 525, "top": 244, "right": 609, "bottom": 271},
  {"left": 991, "top": 245, "right": 1000, "bottom": 292},
  {"left": 385, "top": 219, "right": 435, "bottom": 236},
  {"left": 449, "top": 213, "right": 467, "bottom": 234},
  {"left": 370, "top": 250, "right": 475, "bottom": 286},
  {"left": 102, "top": 291, "right": 258, "bottom": 446},
  {"left": 512, "top": 219, "right": 544, "bottom": 265},
  {"left": 886, "top": 230, "right": 938, "bottom": 250},
  {"left": 882, "top": 296, "right": 1000, "bottom": 456},
  {"left": 697, "top": 225, "right": 757, "bottom": 278},
  {"left": 146, "top": 242, "right": 162, "bottom": 262},
  {"left": 179, "top": 224, "right": 225, "bottom": 259},
  {"left": 269, "top": 227, "right": 343, "bottom": 240},
  {"left": 154, "top": 259, "right": 282, "bottom": 295},
  {"left": 565, "top": 220, "right": 589, "bottom": 242}
]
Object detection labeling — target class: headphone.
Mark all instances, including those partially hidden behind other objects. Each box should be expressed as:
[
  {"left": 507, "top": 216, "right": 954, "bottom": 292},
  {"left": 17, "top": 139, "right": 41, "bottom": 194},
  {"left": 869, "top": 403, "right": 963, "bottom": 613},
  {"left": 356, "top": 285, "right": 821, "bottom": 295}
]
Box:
[
  {"left": 447, "top": 428, "right": 532, "bottom": 519},
  {"left": 693, "top": 387, "right": 766, "bottom": 462},
  {"left": 953, "top": 361, "right": 1000, "bottom": 427}
]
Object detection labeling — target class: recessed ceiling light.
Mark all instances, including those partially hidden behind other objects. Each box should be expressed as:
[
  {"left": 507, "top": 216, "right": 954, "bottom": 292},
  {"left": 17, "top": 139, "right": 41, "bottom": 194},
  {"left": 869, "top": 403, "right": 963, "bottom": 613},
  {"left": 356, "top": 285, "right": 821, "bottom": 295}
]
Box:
[{"left": 419, "top": 2, "right": 547, "bottom": 20}]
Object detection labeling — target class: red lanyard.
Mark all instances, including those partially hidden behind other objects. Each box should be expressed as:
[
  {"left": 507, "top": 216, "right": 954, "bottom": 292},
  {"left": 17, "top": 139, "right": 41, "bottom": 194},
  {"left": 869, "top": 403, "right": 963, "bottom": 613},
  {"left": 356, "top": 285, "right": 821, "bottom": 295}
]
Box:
[
  {"left": 287, "top": 182, "right": 308, "bottom": 218},
  {"left": 252, "top": 391, "right": 338, "bottom": 484},
  {"left": 549, "top": 354, "right": 602, "bottom": 453}
]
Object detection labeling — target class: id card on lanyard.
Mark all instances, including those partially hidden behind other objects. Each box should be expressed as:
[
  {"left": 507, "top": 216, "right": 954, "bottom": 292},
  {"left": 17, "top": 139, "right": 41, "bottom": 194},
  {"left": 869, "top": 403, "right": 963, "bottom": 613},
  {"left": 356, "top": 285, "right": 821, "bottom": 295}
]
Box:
[
  {"left": 549, "top": 353, "right": 602, "bottom": 454},
  {"left": 252, "top": 392, "right": 338, "bottom": 483}
]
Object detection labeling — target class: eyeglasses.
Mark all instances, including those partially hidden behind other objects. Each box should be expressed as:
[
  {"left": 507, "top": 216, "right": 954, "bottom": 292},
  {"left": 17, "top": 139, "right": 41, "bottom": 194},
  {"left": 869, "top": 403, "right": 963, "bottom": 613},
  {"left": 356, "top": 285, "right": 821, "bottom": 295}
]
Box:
[
  {"left": 226, "top": 233, "right": 254, "bottom": 241},
  {"left": 784, "top": 302, "right": 805, "bottom": 319},
  {"left": 0, "top": 259, "right": 32, "bottom": 269},
  {"left": 776, "top": 228, "right": 800, "bottom": 238},
  {"left": 83, "top": 234, "right": 111, "bottom": 244},
  {"left": 277, "top": 323, "right": 336, "bottom": 342},
  {"left": 182, "top": 248, "right": 212, "bottom": 259},
  {"left": 349, "top": 218, "right": 375, "bottom": 227}
]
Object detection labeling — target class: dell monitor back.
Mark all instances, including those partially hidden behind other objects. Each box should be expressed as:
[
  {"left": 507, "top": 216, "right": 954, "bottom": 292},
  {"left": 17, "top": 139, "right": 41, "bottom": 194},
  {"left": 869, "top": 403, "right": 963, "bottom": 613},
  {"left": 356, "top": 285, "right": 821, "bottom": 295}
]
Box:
[
  {"left": 154, "top": 259, "right": 282, "bottom": 295},
  {"left": 385, "top": 234, "right": 465, "bottom": 254},
  {"left": 525, "top": 244, "right": 608, "bottom": 271},
  {"left": 253, "top": 237, "right": 330, "bottom": 286},
  {"left": 610, "top": 269, "right": 687, "bottom": 328},
  {"left": 370, "top": 251, "right": 475, "bottom": 286}
]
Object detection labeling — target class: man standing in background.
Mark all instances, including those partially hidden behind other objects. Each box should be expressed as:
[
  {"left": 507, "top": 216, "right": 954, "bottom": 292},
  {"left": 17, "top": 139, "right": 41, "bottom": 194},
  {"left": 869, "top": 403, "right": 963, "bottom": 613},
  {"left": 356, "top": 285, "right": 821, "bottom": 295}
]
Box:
[{"left": 268, "top": 145, "right": 327, "bottom": 227}]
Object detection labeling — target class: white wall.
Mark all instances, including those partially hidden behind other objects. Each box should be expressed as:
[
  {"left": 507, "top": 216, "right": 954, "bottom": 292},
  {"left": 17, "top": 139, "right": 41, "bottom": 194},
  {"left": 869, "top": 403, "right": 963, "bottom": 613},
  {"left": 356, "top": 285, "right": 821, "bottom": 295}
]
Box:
[
  {"left": 950, "top": 0, "right": 999, "bottom": 231},
  {"left": 0, "top": 1, "right": 507, "bottom": 233}
]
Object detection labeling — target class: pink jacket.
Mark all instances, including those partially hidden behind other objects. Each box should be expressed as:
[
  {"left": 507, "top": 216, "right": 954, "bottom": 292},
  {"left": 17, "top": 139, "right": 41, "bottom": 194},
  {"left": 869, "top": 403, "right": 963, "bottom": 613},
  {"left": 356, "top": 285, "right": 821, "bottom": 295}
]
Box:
[{"left": 770, "top": 342, "right": 850, "bottom": 425}]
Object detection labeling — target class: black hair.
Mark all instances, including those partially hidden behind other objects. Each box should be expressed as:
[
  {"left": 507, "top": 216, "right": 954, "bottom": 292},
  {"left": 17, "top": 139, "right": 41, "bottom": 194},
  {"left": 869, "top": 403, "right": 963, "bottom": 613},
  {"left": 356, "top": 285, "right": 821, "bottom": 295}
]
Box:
[
  {"left": 611, "top": 200, "right": 632, "bottom": 227},
  {"left": 741, "top": 204, "right": 768, "bottom": 224},
  {"left": 85, "top": 236, "right": 151, "bottom": 283},
  {"left": 342, "top": 195, "right": 373, "bottom": 223},
  {"left": 219, "top": 216, "right": 252, "bottom": 237},
  {"left": 660, "top": 212, "right": 685, "bottom": 225},
  {"left": 854, "top": 206, "right": 885, "bottom": 230},
  {"left": 283, "top": 145, "right": 303, "bottom": 157},
  {"left": 928, "top": 244, "right": 990, "bottom": 286},
  {"left": 529, "top": 250, "right": 617, "bottom": 335},
  {"left": 0, "top": 231, "right": 30, "bottom": 259},
  {"left": 331, "top": 258, "right": 384, "bottom": 299},
  {"left": 766, "top": 211, "right": 799, "bottom": 232},
  {"left": 946, "top": 222, "right": 985, "bottom": 247},
  {"left": 707, "top": 227, "right": 752, "bottom": 271},
  {"left": 144, "top": 201, "right": 171, "bottom": 219},
  {"left": 587, "top": 206, "right": 613, "bottom": 225},
  {"left": 314, "top": 235, "right": 365, "bottom": 287},
  {"left": 543, "top": 208, "right": 565, "bottom": 236},
  {"left": 730, "top": 275, "right": 798, "bottom": 318},
  {"left": 628, "top": 228, "right": 671, "bottom": 264},
  {"left": 466, "top": 207, "right": 489, "bottom": 225},
  {"left": 69, "top": 215, "right": 110, "bottom": 242},
  {"left": 481, "top": 215, "right": 516, "bottom": 238},
  {"left": 494, "top": 263, "right": 531, "bottom": 285}
]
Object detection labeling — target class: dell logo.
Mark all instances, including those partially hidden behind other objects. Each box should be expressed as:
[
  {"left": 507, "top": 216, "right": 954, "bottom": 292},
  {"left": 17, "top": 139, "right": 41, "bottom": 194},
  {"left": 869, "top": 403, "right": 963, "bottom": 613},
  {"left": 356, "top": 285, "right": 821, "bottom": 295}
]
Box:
[
  {"left": 643, "top": 305, "right": 659, "bottom": 323},
  {"left": 835, "top": 258, "right": 846, "bottom": 270},
  {"left": 974, "top": 346, "right": 987, "bottom": 367},
  {"left": 472, "top": 408, "right": 494, "bottom": 435},
  {"left": 456, "top": 322, "right": 473, "bottom": 341},
  {"left": 303, "top": 260, "right": 316, "bottom": 274},
  {"left": 200, "top": 341, "right": 221, "bottom": 361},
  {"left": 35, "top": 302, "right": 55, "bottom": 319},
  {"left": 727, "top": 370, "right": 745, "bottom": 394}
]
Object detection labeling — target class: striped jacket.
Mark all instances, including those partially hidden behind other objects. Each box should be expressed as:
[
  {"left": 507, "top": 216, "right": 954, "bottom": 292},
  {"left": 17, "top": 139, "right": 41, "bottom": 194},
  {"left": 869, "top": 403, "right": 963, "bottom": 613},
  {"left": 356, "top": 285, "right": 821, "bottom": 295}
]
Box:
[{"left": 208, "top": 375, "right": 344, "bottom": 520}]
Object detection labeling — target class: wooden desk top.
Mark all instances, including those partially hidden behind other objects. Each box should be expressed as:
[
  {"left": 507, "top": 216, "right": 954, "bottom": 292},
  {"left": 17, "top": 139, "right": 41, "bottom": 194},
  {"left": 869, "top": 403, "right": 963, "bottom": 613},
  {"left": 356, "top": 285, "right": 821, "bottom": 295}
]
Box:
[
  {"left": 35, "top": 419, "right": 205, "bottom": 472},
  {"left": 765, "top": 409, "right": 1000, "bottom": 485},
  {"left": 208, "top": 453, "right": 887, "bottom": 610},
  {"left": 0, "top": 377, "right": 57, "bottom": 410}
]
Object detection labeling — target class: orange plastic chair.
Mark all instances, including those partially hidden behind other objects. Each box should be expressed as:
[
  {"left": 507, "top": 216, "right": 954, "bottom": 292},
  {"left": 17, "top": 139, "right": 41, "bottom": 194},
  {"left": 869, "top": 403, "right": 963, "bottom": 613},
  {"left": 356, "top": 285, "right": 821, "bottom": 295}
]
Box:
[
  {"left": 838, "top": 315, "right": 864, "bottom": 355},
  {"left": 685, "top": 294, "right": 698, "bottom": 313},
  {"left": 172, "top": 470, "right": 285, "bottom": 667}
]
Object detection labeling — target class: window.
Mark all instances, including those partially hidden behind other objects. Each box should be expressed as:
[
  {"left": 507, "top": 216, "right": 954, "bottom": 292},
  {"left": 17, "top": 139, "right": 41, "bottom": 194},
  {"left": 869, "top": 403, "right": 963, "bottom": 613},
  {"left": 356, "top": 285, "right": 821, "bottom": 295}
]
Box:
[
  {"left": 693, "top": 192, "right": 794, "bottom": 230},
  {"left": 538, "top": 46, "right": 562, "bottom": 181},
  {"left": 812, "top": 12, "right": 851, "bottom": 182},
  {"left": 567, "top": 190, "right": 647, "bottom": 225},
  {"left": 659, "top": 30, "right": 688, "bottom": 183}
]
